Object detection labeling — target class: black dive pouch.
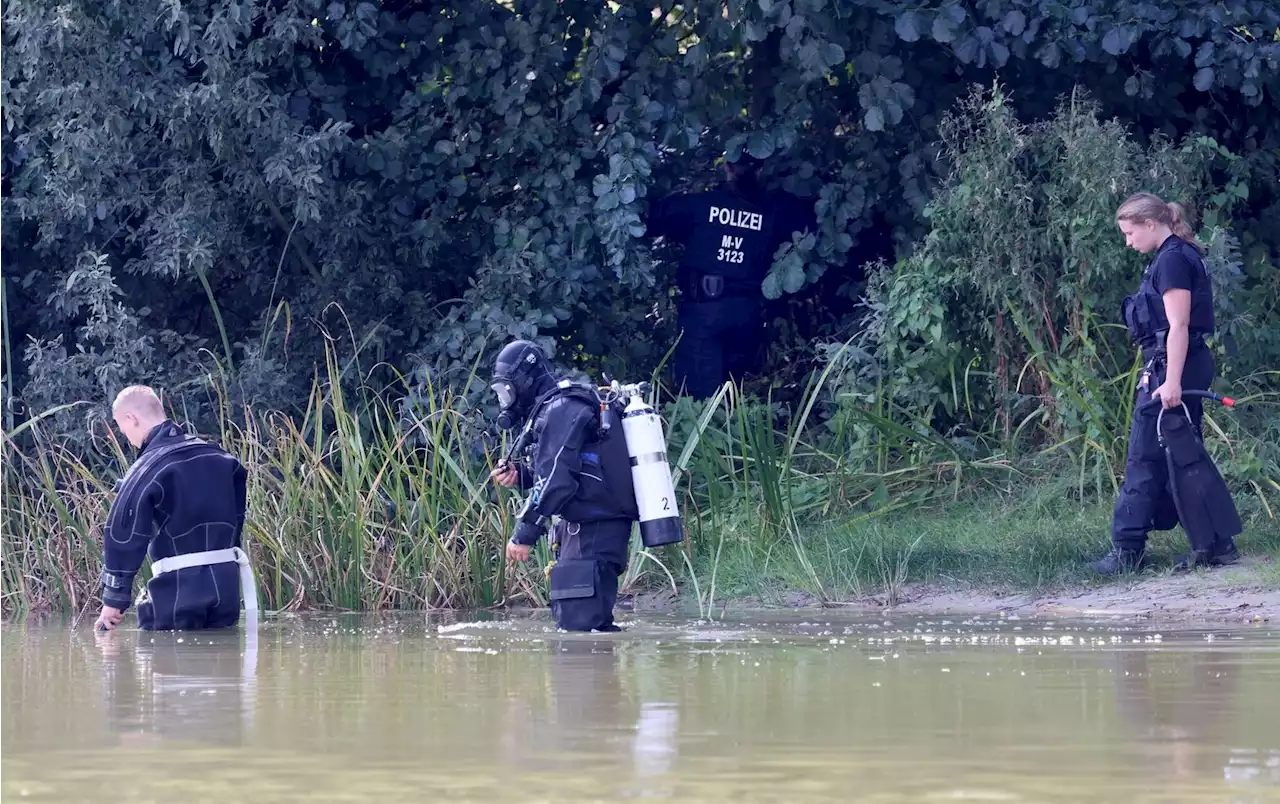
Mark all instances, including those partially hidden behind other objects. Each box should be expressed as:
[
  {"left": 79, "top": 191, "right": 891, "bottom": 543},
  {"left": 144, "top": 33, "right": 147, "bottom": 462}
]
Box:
[
  {"left": 548, "top": 559, "right": 596, "bottom": 602},
  {"left": 1158, "top": 407, "right": 1201, "bottom": 467}
]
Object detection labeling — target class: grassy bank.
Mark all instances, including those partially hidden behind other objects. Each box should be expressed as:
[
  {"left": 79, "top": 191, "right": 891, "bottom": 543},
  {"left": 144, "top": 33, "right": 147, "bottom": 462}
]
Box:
[
  {"left": 3, "top": 341, "right": 1278, "bottom": 621},
  {"left": 658, "top": 477, "right": 1280, "bottom": 614}
]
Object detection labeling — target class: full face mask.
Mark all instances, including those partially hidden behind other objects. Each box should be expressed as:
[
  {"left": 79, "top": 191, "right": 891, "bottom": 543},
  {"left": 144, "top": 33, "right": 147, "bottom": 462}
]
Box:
[
  {"left": 490, "top": 340, "right": 552, "bottom": 431},
  {"left": 491, "top": 379, "right": 519, "bottom": 430}
]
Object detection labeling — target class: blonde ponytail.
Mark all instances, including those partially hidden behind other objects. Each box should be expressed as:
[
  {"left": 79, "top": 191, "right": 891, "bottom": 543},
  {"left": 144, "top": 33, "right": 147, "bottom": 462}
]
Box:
[
  {"left": 1115, "top": 192, "right": 1205, "bottom": 253},
  {"left": 1166, "top": 202, "right": 1204, "bottom": 252}
]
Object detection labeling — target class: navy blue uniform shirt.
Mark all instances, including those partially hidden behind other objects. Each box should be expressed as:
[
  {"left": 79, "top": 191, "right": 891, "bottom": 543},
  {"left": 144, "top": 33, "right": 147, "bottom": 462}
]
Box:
[{"left": 647, "top": 186, "right": 816, "bottom": 292}]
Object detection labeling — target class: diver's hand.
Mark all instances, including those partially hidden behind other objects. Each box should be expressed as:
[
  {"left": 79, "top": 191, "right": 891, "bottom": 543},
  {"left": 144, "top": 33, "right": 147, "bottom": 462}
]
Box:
[
  {"left": 490, "top": 461, "right": 519, "bottom": 488},
  {"left": 1152, "top": 380, "right": 1182, "bottom": 409},
  {"left": 94, "top": 606, "right": 124, "bottom": 632},
  {"left": 506, "top": 541, "right": 532, "bottom": 563}
]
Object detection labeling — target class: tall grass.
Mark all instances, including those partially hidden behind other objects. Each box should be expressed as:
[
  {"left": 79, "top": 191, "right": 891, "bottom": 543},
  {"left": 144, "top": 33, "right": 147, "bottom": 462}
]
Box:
[
  {"left": 3, "top": 335, "right": 1278, "bottom": 620},
  {"left": 1, "top": 338, "right": 543, "bottom": 618}
]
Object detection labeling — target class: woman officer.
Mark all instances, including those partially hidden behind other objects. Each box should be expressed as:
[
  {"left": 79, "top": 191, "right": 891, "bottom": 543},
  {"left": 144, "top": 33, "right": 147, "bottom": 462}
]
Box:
[{"left": 1090, "top": 192, "right": 1236, "bottom": 575}]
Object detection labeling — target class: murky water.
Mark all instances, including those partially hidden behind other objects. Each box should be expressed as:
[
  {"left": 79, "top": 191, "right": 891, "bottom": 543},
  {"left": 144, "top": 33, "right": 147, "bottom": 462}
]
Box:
[{"left": 3, "top": 610, "right": 1279, "bottom": 803}]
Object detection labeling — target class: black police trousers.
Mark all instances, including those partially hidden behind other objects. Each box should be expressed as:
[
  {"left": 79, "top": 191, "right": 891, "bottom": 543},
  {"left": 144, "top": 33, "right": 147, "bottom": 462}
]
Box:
[
  {"left": 1111, "top": 346, "right": 1215, "bottom": 552},
  {"left": 548, "top": 518, "right": 632, "bottom": 632},
  {"left": 137, "top": 564, "right": 243, "bottom": 631},
  {"left": 674, "top": 297, "right": 766, "bottom": 399}
]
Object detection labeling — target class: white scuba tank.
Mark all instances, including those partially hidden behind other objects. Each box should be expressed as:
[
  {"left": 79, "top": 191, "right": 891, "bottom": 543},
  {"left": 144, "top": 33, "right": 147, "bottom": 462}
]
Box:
[{"left": 617, "top": 385, "right": 684, "bottom": 548}]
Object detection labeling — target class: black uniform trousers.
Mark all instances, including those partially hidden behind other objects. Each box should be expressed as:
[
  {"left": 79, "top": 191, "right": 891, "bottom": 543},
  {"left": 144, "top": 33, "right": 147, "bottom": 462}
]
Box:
[
  {"left": 548, "top": 518, "right": 632, "bottom": 632},
  {"left": 1111, "top": 346, "right": 1216, "bottom": 552},
  {"left": 674, "top": 297, "right": 766, "bottom": 399},
  {"left": 137, "top": 564, "right": 243, "bottom": 631}
]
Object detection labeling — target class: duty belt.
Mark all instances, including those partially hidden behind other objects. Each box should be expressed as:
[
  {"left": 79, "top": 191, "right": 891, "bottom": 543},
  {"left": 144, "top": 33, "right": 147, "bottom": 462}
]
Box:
[{"left": 681, "top": 273, "right": 757, "bottom": 302}]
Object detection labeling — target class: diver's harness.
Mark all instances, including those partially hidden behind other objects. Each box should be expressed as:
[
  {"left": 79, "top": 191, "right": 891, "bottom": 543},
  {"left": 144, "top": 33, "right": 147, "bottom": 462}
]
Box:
[{"left": 500, "top": 378, "right": 641, "bottom": 581}]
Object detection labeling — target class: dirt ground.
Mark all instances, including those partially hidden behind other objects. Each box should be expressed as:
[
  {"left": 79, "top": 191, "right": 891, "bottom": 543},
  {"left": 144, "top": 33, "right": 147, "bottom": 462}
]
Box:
[{"left": 638, "top": 557, "right": 1279, "bottom": 625}]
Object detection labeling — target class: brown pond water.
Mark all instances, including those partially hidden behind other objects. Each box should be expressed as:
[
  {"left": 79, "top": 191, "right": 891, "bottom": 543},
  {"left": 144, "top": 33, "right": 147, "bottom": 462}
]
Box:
[{"left": 3, "top": 611, "right": 1279, "bottom": 803}]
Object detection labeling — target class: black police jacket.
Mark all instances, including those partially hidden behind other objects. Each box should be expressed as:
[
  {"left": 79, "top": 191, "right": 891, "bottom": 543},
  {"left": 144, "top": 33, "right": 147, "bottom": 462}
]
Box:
[
  {"left": 99, "top": 421, "right": 248, "bottom": 610},
  {"left": 648, "top": 185, "right": 815, "bottom": 299},
  {"left": 1121, "top": 234, "right": 1215, "bottom": 351},
  {"left": 510, "top": 384, "right": 639, "bottom": 546}
]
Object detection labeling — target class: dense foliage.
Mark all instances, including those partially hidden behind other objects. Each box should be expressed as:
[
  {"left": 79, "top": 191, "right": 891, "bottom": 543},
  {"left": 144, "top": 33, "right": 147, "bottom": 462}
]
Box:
[
  {"left": 4, "top": 0, "right": 1278, "bottom": 440},
  {"left": 5, "top": 1, "right": 1280, "bottom": 615}
]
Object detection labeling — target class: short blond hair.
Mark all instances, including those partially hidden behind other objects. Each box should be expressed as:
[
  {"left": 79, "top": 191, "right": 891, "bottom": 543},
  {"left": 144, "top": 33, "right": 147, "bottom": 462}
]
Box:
[{"left": 112, "top": 385, "right": 166, "bottom": 419}]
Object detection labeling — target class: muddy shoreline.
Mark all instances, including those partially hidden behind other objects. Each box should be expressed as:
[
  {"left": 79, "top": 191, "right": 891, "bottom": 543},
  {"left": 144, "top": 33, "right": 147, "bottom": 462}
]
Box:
[
  {"left": 6, "top": 559, "right": 1276, "bottom": 628},
  {"left": 637, "top": 557, "right": 1279, "bottom": 626}
]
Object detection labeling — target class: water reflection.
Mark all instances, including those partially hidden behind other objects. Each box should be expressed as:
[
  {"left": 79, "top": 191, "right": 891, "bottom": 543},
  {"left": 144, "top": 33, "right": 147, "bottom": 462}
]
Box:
[
  {"left": 2, "top": 614, "right": 1278, "bottom": 803},
  {"left": 96, "top": 620, "right": 258, "bottom": 750},
  {"left": 497, "top": 636, "right": 681, "bottom": 797}
]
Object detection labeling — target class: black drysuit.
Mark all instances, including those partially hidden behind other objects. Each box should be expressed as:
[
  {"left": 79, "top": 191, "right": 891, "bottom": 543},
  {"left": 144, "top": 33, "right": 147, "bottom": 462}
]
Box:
[
  {"left": 508, "top": 383, "right": 639, "bottom": 632},
  {"left": 99, "top": 421, "right": 249, "bottom": 631}
]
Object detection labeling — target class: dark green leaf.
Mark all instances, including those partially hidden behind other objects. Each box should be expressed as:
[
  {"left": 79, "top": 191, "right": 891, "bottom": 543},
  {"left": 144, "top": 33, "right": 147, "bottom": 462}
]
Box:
[
  {"left": 864, "top": 106, "right": 885, "bottom": 132},
  {"left": 932, "top": 14, "right": 956, "bottom": 44},
  {"left": 747, "top": 130, "right": 776, "bottom": 159},
  {"left": 1102, "top": 28, "right": 1125, "bottom": 56},
  {"left": 1193, "top": 67, "right": 1214, "bottom": 92},
  {"left": 1001, "top": 10, "right": 1026, "bottom": 36},
  {"left": 895, "top": 11, "right": 922, "bottom": 42},
  {"left": 955, "top": 36, "right": 980, "bottom": 64},
  {"left": 1194, "top": 42, "right": 1215, "bottom": 69}
]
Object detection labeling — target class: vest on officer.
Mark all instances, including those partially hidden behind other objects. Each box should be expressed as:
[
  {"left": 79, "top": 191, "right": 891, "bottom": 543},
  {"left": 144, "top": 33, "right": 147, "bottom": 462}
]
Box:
[
  {"left": 650, "top": 187, "right": 812, "bottom": 301},
  {"left": 1121, "top": 235, "right": 1215, "bottom": 352}
]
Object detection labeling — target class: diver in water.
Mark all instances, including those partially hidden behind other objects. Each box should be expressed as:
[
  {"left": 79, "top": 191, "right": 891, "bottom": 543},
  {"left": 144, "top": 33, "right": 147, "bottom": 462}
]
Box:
[
  {"left": 95, "top": 385, "right": 257, "bottom": 632},
  {"left": 487, "top": 341, "right": 640, "bottom": 632}
]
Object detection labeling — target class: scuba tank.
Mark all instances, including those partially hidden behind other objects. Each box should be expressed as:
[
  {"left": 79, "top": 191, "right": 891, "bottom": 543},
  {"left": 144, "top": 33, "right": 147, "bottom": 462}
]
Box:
[{"left": 609, "top": 380, "right": 684, "bottom": 549}]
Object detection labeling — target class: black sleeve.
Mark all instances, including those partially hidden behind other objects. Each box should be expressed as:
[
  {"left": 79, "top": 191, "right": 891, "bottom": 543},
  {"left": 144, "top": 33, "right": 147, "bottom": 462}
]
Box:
[
  {"left": 768, "top": 193, "right": 817, "bottom": 255},
  {"left": 644, "top": 192, "right": 701, "bottom": 244},
  {"left": 1154, "top": 249, "right": 1197, "bottom": 295},
  {"left": 511, "top": 401, "right": 596, "bottom": 546},
  {"left": 100, "top": 475, "right": 160, "bottom": 610}
]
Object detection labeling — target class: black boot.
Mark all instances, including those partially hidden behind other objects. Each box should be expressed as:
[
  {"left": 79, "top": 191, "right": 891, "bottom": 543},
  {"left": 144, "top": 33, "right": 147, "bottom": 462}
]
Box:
[
  {"left": 1089, "top": 547, "right": 1146, "bottom": 576},
  {"left": 1175, "top": 537, "right": 1242, "bottom": 571},
  {"left": 1172, "top": 549, "right": 1213, "bottom": 572},
  {"left": 1211, "top": 537, "right": 1241, "bottom": 566}
]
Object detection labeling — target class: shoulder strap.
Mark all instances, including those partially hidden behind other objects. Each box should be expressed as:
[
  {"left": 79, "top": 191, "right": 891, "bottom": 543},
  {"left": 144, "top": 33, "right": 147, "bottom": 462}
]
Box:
[{"left": 527, "top": 381, "right": 607, "bottom": 440}]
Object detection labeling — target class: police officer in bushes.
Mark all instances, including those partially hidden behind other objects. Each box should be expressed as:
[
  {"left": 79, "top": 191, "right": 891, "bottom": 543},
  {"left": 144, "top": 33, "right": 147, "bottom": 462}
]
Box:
[
  {"left": 487, "top": 340, "right": 640, "bottom": 632},
  {"left": 644, "top": 148, "right": 816, "bottom": 398}
]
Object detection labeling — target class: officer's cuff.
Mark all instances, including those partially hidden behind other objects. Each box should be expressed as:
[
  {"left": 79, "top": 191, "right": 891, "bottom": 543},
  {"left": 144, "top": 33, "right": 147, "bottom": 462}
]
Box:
[
  {"left": 100, "top": 569, "right": 135, "bottom": 611},
  {"left": 102, "top": 593, "right": 133, "bottom": 613},
  {"left": 512, "top": 521, "right": 545, "bottom": 546}
]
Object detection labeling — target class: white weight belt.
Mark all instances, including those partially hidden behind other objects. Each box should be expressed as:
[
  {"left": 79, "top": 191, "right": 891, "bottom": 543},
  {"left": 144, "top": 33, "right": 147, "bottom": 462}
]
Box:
[{"left": 150, "top": 547, "right": 259, "bottom": 613}]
